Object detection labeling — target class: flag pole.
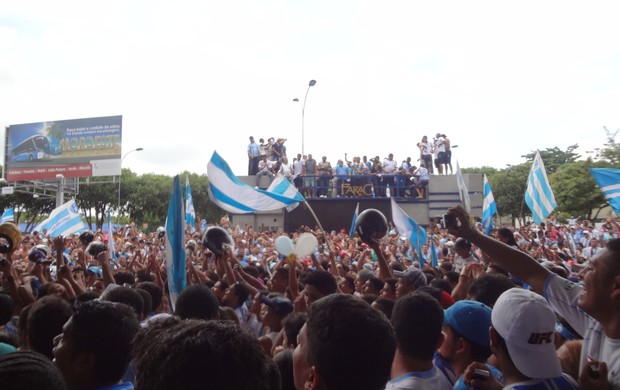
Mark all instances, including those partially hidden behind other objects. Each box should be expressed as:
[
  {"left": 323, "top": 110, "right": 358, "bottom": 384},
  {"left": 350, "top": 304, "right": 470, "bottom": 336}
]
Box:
[{"left": 303, "top": 201, "right": 326, "bottom": 233}]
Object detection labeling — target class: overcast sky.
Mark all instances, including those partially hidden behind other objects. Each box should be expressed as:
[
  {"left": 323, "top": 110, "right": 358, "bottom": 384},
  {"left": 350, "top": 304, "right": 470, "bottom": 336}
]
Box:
[{"left": 1, "top": 1, "right": 619, "bottom": 177}]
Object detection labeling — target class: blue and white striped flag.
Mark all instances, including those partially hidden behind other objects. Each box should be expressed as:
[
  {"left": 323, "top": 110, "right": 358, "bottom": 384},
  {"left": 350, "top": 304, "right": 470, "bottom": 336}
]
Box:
[
  {"left": 107, "top": 209, "right": 116, "bottom": 260},
  {"left": 482, "top": 174, "right": 497, "bottom": 234},
  {"left": 456, "top": 161, "right": 471, "bottom": 213},
  {"left": 525, "top": 151, "right": 557, "bottom": 224},
  {"left": 590, "top": 168, "right": 620, "bottom": 214},
  {"left": 200, "top": 218, "right": 207, "bottom": 233},
  {"left": 430, "top": 237, "right": 439, "bottom": 268},
  {"left": 349, "top": 202, "right": 359, "bottom": 238},
  {"left": 207, "top": 151, "right": 304, "bottom": 214},
  {"left": 266, "top": 174, "right": 305, "bottom": 212},
  {"left": 166, "top": 175, "right": 186, "bottom": 310},
  {"left": 33, "top": 199, "right": 86, "bottom": 237},
  {"left": 391, "top": 198, "right": 427, "bottom": 269},
  {"left": 1, "top": 208, "right": 14, "bottom": 223},
  {"left": 185, "top": 176, "right": 196, "bottom": 232}
]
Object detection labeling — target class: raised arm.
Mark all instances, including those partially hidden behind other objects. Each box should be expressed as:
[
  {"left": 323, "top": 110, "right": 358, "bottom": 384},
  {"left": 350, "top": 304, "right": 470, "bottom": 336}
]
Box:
[
  {"left": 368, "top": 241, "right": 393, "bottom": 281},
  {"left": 447, "top": 206, "right": 550, "bottom": 294}
]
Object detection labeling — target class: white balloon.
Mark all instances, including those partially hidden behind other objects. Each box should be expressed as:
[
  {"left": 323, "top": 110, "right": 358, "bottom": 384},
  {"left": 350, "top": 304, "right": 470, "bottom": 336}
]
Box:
[
  {"left": 275, "top": 236, "right": 294, "bottom": 256},
  {"left": 295, "top": 233, "right": 318, "bottom": 257}
]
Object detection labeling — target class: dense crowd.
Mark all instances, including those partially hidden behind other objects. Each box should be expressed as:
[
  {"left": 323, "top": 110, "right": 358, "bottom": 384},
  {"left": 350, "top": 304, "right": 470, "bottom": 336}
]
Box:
[
  {"left": 0, "top": 206, "right": 619, "bottom": 389},
  {"left": 246, "top": 134, "right": 453, "bottom": 198}
]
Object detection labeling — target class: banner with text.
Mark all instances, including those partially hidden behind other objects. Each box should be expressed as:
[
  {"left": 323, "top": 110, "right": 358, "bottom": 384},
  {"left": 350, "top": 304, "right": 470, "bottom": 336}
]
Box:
[{"left": 5, "top": 115, "right": 123, "bottom": 181}]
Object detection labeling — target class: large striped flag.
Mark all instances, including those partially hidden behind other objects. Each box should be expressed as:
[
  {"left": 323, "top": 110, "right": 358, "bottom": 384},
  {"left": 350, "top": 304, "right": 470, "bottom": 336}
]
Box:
[
  {"left": 455, "top": 161, "right": 471, "bottom": 213},
  {"left": 589, "top": 168, "right": 620, "bottom": 214},
  {"left": 207, "top": 151, "right": 304, "bottom": 214},
  {"left": 266, "top": 174, "right": 305, "bottom": 212},
  {"left": 349, "top": 202, "right": 359, "bottom": 238},
  {"left": 391, "top": 198, "right": 427, "bottom": 269},
  {"left": 107, "top": 209, "right": 116, "bottom": 260},
  {"left": 430, "top": 237, "right": 439, "bottom": 268},
  {"left": 33, "top": 199, "right": 86, "bottom": 237},
  {"left": 482, "top": 174, "right": 497, "bottom": 234},
  {"left": 165, "top": 175, "right": 186, "bottom": 310},
  {"left": 185, "top": 176, "right": 196, "bottom": 232},
  {"left": 1, "top": 208, "right": 14, "bottom": 223},
  {"left": 525, "top": 151, "right": 557, "bottom": 224}
]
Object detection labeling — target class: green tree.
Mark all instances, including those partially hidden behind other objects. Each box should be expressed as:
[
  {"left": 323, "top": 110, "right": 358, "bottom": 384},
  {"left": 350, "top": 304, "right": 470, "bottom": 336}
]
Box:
[
  {"left": 461, "top": 166, "right": 499, "bottom": 176},
  {"left": 490, "top": 163, "right": 531, "bottom": 225},
  {"left": 0, "top": 191, "right": 55, "bottom": 231},
  {"left": 76, "top": 177, "right": 118, "bottom": 229},
  {"left": 521, "top": 144, "right": 581, "bottom": 174},
  {"left": 550, "top": 159, "right": 616, "bottom": 220},
  {"left": 125, "top": 173, "right": 172, "bottom": 229},
  {"left": 598, "top": 127, "right": 620, "bottom": 165}
]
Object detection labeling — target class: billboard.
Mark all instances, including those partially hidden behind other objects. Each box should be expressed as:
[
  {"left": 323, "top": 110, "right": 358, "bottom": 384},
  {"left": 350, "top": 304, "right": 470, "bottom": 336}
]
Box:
[{"left": 4, "top": 116, "right": 122, "bottom": 181}]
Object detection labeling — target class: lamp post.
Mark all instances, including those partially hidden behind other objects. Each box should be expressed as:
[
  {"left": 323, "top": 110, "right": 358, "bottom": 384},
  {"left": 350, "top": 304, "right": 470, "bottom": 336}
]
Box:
[
  {"left": 117, "top": 147, "right": 143, "bottom": 224},
  {"left": 301, "top": 79, "right": 316, "bottom": 156}
]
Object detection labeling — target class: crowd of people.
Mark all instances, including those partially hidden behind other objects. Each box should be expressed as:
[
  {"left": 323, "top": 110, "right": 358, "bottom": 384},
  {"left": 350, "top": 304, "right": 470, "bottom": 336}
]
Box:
[
  {"left": 0, "top": 205, "right": 619, "bottom": 389},
  {"left": 247, "top": 134, "right": 453, "bottom": 198}
]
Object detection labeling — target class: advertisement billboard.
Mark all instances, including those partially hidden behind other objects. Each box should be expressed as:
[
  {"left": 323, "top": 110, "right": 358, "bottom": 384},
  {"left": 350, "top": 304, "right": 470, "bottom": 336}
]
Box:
[{"left": 4, "top": 116, "right": 122, "bottom": 181}]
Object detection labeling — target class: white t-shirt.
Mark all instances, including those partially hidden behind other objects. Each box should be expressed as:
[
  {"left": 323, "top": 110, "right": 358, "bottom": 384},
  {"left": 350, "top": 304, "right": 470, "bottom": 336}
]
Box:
[
  {"left": 454, "top": 254, "right": 477, "bottom": 273},
  {"left": 258, "top": 159, "right": 274, "bottom": 173},
  {"left": 421, "top": 142, "right": 433, "bottom": 156},
  {"left": 293, "top": 159, "right": 305, "bottom": 177},
  {"left": 385, "top": 366, "right": 452, "bottom": 390},
  {"left": 434, "top": 137, "right": 446, "bottom": 153},
  {"left": 383, "top": 158, "right": 398, "bottom": 174},
  {"left": 279, "top": 163, "right": 293, "bottom": 178},
  {"left": 544, "top": 274, "right": 620, "bottom": 388}
]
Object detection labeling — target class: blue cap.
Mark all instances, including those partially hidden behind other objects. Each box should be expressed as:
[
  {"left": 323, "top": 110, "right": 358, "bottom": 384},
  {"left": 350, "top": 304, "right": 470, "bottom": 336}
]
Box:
[
  {"left": 444, "top": 300, "right": 492, "bottom": 348},
  {"left": 87, "top": 266, "right": 102, "bottom": 277},
  {"left": 260, "top": 295, "right": 293, "bottom": 317}
]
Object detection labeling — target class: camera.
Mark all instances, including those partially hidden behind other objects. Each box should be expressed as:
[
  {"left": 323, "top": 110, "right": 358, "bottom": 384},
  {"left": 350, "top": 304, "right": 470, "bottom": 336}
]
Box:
[{"left": 442, "top": 214, "right": 458, "bottom": 230}]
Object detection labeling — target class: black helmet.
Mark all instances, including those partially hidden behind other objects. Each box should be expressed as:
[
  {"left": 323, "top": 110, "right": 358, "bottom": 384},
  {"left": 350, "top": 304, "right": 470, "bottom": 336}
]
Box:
[
  {"left": 78, "top": 230, "right": 95, "bottom": 247},
  {"left": 355, "top": 209, "right": 388, "bottom": 244},
  {"left": 28, "top": 245, "right": 50, "bottom": 263},
  {"left": 202, "top": 227, "right": 234, "bottom": 257},
  {"left": 86, "top": 241, "right": 107, "bottom": 258}
]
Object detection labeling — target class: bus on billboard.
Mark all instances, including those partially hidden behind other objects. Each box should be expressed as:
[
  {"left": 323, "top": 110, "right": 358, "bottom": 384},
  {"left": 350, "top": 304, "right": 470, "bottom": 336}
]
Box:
[{"left": 4, "top": 116, "right": 123, "bottom": 181}]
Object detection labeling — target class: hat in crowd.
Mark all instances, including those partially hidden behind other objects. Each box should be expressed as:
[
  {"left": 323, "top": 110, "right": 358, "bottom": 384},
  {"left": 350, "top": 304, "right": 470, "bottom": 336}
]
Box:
[
  {"left": 492, "top": 288, "right": 562, "bottom": 379},
  {"left": 393, "top": 269, "right": 427, "bottom": 289},
  {"left": 444, "top": 300, "right": 492, "bottom": 348},
  {"left": 260, "top": 295, "right": 293, "bottom": 317},
  {"left": 87, "top": 266, "right": 102, "bottom": 277},
  {"left": 357, "top": 269, "right": 375, "bottom": 282},
  {"left": 417, "top": 286, "right": 454, "bottom": 309},
  {"left": 186, "top": 240, "right": 197, "bottom": 249}
]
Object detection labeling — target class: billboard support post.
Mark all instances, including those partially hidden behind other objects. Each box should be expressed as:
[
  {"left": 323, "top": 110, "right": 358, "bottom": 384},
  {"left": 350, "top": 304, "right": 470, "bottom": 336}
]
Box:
[{"left": 56, "top": 174, "right": 65, "bottom": 208}]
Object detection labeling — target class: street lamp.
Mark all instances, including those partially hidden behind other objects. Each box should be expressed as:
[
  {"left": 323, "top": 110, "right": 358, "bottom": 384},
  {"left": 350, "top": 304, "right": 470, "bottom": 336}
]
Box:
[
  {"left": 117, "top": 147, "right": 144, "bottom": 224},
  {"left": 301, "top": 79, "right": 316, "bottom": 156}
]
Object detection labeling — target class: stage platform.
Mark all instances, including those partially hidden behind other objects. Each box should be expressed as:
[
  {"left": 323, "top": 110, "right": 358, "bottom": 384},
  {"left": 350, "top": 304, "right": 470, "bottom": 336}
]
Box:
[{"left": 232, "top": 174, "right": 483, "bottom": 232}]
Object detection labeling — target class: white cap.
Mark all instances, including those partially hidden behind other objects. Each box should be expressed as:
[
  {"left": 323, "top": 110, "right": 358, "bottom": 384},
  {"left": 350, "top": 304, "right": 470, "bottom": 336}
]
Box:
[{"left": 492, "top": 288, "right": 562, "bottom": 379}]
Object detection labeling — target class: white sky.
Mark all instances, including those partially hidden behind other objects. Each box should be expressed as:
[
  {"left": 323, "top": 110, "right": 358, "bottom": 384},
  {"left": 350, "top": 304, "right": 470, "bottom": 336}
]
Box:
[{"left": 1, "top": 1, "right": 619, "bottom": 177}]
